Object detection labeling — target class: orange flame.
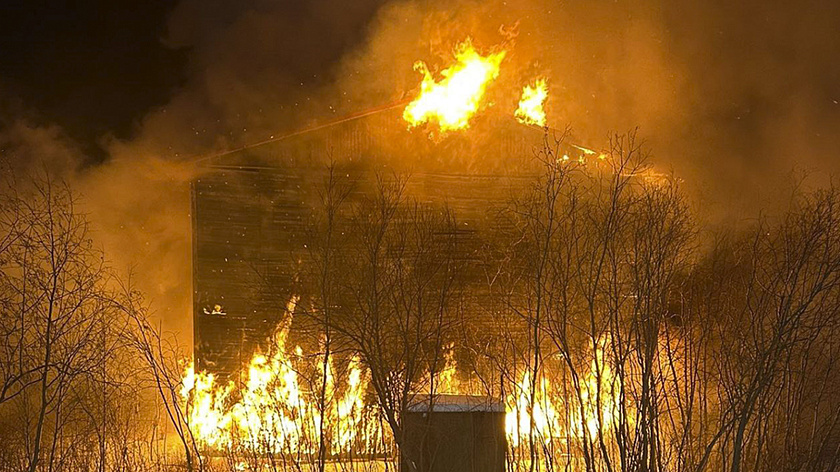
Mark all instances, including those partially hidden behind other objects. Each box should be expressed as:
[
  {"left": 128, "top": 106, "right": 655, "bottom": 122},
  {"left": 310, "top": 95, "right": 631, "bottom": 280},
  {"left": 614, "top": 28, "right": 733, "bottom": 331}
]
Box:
[
  {"left": 180, "top": 297, "right": 384, "bottom": 455},
  {"left": 403, "top": 39, "right": 506, "bottom": 132},
  {"left": 505, "top": 338, "right": 619, "bottom": 449},
  {"left": 515, "top": 78, "right": 548, "bottom": 127},
  {"left": 182, "top": 299, "right": 621, "bottom": 464}
]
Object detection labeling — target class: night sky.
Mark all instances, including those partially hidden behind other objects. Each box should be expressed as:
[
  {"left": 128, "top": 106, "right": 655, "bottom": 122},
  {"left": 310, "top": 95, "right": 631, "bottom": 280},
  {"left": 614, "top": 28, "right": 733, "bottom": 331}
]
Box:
[
  {"left": 0, "top": 0, "right": 392, "bottom": 163},
  {"left": 0, "top": 0, "right": 183, "bottom": 160}
]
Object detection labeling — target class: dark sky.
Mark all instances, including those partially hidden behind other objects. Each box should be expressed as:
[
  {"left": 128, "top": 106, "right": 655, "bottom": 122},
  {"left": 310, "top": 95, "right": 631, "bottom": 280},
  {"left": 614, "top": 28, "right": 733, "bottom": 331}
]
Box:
[
  {"left": 0, "top": 0, "right": 184, "bottom": 160},
  {"left": 0, "top": 0, "right": 387, "bottom": 160}
]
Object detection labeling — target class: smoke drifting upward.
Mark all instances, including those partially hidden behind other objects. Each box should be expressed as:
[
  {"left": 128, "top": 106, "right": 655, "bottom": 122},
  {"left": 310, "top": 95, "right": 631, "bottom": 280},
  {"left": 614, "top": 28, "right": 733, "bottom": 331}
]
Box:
[
  {"left": 2, "top": 0, "right": 839, "bottom": 337},
  {"left": 140, "top": 0, "right": 840, "bottom": 217},
  {"left": 330, "top": 0, "right": 840, "bottom": 222},
  {"left": 0, "top": 123, "right": 197, "bottom": 341}
]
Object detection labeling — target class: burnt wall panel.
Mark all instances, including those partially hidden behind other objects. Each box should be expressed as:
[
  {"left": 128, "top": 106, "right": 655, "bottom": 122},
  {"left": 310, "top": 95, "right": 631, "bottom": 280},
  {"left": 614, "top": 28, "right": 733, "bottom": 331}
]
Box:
[{"left": 192, "top": 168, "right": 315, "bottom": 379}]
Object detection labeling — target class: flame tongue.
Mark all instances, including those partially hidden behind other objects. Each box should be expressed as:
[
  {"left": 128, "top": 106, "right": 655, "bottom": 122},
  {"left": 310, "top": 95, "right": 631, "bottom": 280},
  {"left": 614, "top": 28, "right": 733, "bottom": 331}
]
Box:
[
  {"left": 180, "top": 296, "right": 375, "bottom": 455},
  {"left": 515, "top": 78, "right": 548, "bottom": 126},
  {"left": 403, "top": 39, "right": 506, "bottom": 132}
]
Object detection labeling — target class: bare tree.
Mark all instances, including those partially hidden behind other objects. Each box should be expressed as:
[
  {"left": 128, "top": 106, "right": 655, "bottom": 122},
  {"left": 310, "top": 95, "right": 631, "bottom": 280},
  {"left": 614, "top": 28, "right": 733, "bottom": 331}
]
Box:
[
  {"left": 306, "top": 163, "right": 354, "bottom": 472},
  {"left": 686, "top": 188, "right": 840, "bottom": 472},
  {"left": 120, "top": 285, "right": 203, "bottom": 472},
  {"left": 482, "top": 130, "right": 696, "bottom": 472},
  {"left": 0, "top": 173, "right": 148, "bottom": 472},
  {"left": 309, "top": 173, "right": 461, "bottom": 471}
]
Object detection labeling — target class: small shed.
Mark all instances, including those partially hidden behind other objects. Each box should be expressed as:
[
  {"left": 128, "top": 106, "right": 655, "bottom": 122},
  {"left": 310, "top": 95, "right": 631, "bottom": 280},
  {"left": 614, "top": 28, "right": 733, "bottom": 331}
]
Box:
[{"left": 402, "top": 394, "right": 506, "bottom": 472}]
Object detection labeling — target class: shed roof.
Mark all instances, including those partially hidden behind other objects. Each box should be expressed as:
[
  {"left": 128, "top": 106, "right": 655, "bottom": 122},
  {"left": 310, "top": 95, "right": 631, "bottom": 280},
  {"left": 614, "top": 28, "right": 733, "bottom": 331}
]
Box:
[{"left": 407, "top": 394, "right": 505, "bottom": 413}]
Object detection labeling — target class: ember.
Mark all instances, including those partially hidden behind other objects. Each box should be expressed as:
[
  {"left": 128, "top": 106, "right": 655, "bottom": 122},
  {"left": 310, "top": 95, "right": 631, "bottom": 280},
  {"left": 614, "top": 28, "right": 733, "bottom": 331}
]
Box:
[{"left": 3, "top": 3, "right": 840, "bottom": 472}]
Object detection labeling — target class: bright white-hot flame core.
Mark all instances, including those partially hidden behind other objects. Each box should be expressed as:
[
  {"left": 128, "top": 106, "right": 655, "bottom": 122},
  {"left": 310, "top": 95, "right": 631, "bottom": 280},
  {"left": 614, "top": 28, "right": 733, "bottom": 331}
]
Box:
[
  {"left": 504, "top": 338, "right": 619, "bottom": 450},
  {"left": 515, "top": 78, "right": 548, "bottom": 126},
  {"left": 403, "top": 39, "right": 506, "bottom": 132},
  {"left": 181, "top": 301, "right": 622, "bottom": 464}
]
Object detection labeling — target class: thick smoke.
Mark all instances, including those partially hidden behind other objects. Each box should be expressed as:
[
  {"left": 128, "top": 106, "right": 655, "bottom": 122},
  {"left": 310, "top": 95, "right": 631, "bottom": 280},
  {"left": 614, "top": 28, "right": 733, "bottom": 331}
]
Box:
[
  {"left": 2, "top": 0, "right": 839, "bottom": 340},
  {"left": 332, "top": 0, "right": 840, "bottom": 224},
  {"left": 0, "top": 123, "right": 196, "bottom": 341}
]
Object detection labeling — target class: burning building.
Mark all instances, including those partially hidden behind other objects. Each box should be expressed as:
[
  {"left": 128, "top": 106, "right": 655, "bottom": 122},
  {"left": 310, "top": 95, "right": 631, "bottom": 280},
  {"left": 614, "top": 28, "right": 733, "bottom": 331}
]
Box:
[
  {"left": 185, "top": 38, "right": 612, "bottom": 467},
  {"left": 189, "top": 35, "right": 572, "bottom": 381}
]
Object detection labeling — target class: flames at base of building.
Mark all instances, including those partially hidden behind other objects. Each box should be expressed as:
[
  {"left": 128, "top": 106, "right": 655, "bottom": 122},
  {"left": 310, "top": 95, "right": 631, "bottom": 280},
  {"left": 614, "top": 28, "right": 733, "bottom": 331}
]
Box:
[
  {"left": 181, "top": 298, "right": 388, "bottom": 457},
  {"left": 180, "top": 298, "right": 641, "bottom": 467}
]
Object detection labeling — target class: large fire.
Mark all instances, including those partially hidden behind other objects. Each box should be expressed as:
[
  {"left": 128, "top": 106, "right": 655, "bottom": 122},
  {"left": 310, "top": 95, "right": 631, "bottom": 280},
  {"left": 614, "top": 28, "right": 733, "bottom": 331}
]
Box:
[
  {"left": 179, "top": 38, "right": 635, "bottom": 468},
  {"left": 180, "top": 303, "right": 622, "bottom": 468},
  {"left": 504, "top": 339, "right": 619, "bottom": 450},
  {"left": 180, "top": 298, "right": 387, "bottom": 457},
  {"left": 403, "top": 38, "right": 506, "bottom": 132},
  {"left": 514, "top": 78, "right": 548, "bottom": 127}
]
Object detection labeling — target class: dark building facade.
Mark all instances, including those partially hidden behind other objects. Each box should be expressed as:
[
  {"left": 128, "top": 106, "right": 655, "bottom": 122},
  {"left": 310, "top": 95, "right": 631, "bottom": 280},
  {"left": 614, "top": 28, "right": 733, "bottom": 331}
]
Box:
[{"left": 191, "top": 109, "right": 582, "bottom": 379}]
